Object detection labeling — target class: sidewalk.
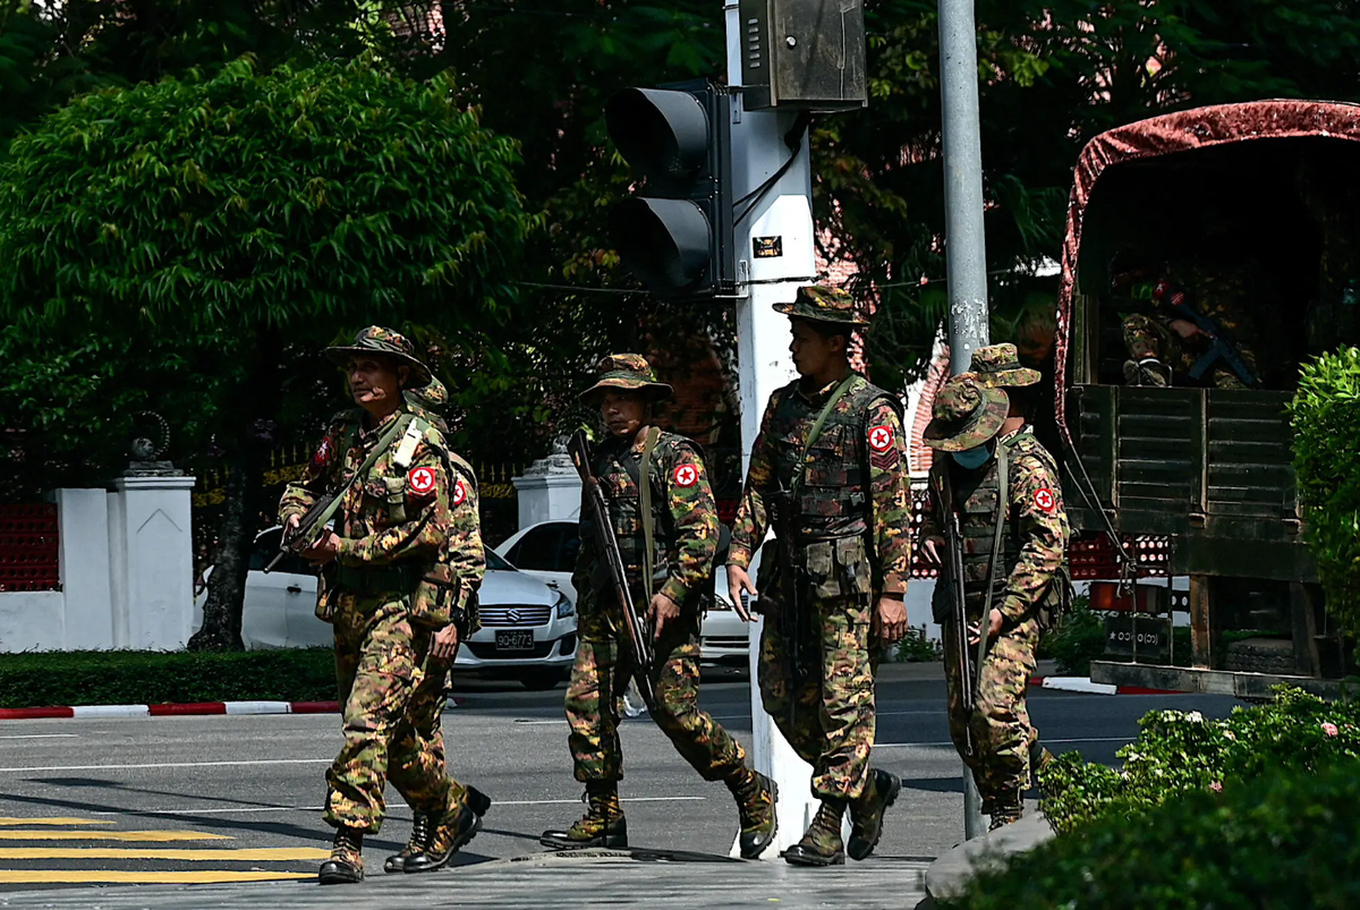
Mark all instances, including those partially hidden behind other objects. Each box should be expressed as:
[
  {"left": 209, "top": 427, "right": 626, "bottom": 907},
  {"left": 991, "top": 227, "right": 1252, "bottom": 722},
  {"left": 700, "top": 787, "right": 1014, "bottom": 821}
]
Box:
[{"left": 0, "top": 848, "right": 932, "bottom": 909}]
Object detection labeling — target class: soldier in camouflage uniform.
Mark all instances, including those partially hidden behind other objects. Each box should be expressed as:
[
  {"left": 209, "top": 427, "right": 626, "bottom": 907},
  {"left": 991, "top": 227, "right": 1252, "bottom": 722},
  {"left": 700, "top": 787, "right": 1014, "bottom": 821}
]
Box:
[
  {"left": 279, "top": 327, "right": 488, "bottom": 884},
  {"left": 727, "top": 287, "right": 912, "bottom": 867},
  {"left": 540, "top": 355, "right": 778, "bottom": 859},
  {"left": 919, "top": 353, "right": 1071, "bottom": 831},
  {"left": 1114, "top": 259, "right": 1262, "bottom": 389}
]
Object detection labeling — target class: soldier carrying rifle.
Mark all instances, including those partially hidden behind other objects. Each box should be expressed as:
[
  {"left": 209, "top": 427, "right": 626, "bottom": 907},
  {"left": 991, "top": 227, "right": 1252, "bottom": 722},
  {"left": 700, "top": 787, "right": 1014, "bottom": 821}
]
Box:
[
  {"left": 541, "top": 354, "right": 777, "bottom": 859},
  {"left": 727, "top": 287, "right": 912, "bottom": 867},
  {"left": 919, "top": 346, "right": 1071, "bottom": 831}
]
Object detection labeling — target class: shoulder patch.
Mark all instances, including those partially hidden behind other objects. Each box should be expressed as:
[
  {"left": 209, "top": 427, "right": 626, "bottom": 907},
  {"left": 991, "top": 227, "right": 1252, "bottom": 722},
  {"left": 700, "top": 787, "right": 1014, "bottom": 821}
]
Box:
[
  {"left": 672, "top": 463, "right": 699, "bottom": 488},
  {"left": 1033, "top": 487, "right": 1058, "bottom": 514},
  {"left": 407, "top": 465, "right": 438, "bottom": 499},
  {"left": 452, "top": 478, "right": 469, "bottom": 506},
  {"left": 868, "top": 424, "right": 895, "bottom": 453}
]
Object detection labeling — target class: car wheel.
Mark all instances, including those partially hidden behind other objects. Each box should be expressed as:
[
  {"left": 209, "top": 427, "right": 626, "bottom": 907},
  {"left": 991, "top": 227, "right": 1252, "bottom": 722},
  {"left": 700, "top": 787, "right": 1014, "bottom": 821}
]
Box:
[{"left": 520, "top": 668, "right": 567, "bottom": 691}]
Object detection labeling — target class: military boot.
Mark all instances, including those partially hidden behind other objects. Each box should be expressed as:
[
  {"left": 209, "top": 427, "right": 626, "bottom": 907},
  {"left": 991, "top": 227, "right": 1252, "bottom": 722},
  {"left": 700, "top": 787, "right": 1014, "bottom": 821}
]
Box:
[
  {"left": 847, "top": 769, "right": 902, "bottom": 861},
  {"left": 1029, "top": 742, "right": 1056, "bottom": 793},
  {"left": 403, "top": 796, "right": 484, "bottom": 874},
  {"left": 317, "top": 826, "right": 364, "bottom": 885},
  {"left": 782, "top": 799, "right": 846, "bottom": 867},
  {"left": 1123, "top": 358, "right": 1171, "bottom": 387},
  {"left": 539, "top": 783, "right": 627, "bottom": 850},
  {"left": 727, "top": 768, "right": 778, "bottom": 859},
  {"left": 385, "top": 786, "right": 491, "bottom": 874},
  {"left": 987, "top": 790, "right": 1024, "bottom": 832}
]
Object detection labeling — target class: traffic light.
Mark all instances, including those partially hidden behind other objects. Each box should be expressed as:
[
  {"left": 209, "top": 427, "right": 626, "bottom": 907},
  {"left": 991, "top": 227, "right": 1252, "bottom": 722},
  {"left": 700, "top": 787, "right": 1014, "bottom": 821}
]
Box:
[{"left": 605, "top": 80, "right": 734, "bottom": 300}]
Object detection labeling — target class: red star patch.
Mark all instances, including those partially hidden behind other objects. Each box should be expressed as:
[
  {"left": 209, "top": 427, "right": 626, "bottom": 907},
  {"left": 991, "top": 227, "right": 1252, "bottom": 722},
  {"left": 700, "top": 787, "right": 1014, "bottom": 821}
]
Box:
[
  {"left": 312, "top": 438, "right": 332, "bottom": 467},
  {"left": 673, "top": 464, "right": 698, "bottom": 488},
  {"left": 868, "top": 425, "right": 895, "bottom": 453},
  {"left": 1034, "top": 487, "right": 1057, "bottom": 514},
  {"left": 408, "top": 466, "right": 437, "bottom": 498},
  {"left": 452, "top": 480, "right": 467, "bottom": 506}
]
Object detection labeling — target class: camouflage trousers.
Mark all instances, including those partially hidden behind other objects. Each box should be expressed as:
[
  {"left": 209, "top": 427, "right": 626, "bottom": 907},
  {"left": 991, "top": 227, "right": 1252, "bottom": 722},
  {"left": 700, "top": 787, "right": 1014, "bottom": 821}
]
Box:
[
  {"left": 326, "top": 594, "right": 465, "bottom": 833},
  {"left": 941, "top": 609, "right": 1039, "bottom": 807},
  {"left": 1122, "top": 313, "right": 1258, "bottom": 390},
  {"left": 758, "top": 594, "right": 877, "bottom": 801},
  {"left": 566, "top": 608, "right": 747, "bottom": 783}
]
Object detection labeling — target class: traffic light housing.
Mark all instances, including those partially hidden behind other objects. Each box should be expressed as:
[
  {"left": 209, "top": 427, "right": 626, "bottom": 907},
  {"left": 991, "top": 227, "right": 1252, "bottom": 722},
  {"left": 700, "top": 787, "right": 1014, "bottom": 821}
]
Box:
[{"left": 605, "top": 81, "right": 734, "bottom": 300}]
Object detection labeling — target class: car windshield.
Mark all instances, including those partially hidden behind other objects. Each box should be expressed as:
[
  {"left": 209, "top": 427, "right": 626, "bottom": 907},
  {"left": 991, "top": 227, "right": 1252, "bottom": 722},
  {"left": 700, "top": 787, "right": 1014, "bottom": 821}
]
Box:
[{"left": 485, "top": 548, "right": 513, "bottom": 571}]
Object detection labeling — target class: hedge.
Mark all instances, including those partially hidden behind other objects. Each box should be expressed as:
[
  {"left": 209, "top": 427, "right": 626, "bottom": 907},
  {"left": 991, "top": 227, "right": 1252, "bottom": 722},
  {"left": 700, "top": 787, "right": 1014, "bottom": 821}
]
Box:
[
  {"left": 0, "top": 649, "right": 338, "bottom": 707},
  {"left": 942, "top": 759, "right": 1360, "bottom": 909}
]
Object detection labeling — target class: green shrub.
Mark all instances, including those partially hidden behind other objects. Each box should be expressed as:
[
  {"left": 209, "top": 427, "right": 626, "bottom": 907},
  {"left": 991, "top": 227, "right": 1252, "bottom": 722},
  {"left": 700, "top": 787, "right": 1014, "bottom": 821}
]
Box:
[
  {"left": 1036, "top": 594, "right": 1102, "bottom": 673},
  {"left": 1290, "top": 346, "right": 1360, "bottom": 638},
  {"left": 943, "top": 759, "right": 1360, "bottom": 909},
  {"left": 1039, "top": 686, "right": 1360, "bottom": 834},
  {"left": 0, "top": 649, "right": 338, "bottom": 707},
  {"left": 895, "top": 623, "right": 943, "bottom": 662}
]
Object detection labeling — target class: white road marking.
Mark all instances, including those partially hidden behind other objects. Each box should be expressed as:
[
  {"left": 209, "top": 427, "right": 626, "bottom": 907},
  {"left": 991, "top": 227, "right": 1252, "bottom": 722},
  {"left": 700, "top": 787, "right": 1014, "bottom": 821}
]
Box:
[
  {"left": 0, "top": 758, "right": 331, "bottom": 774},
  {"left": 92, "top": 796, "right": 707, "bottom": 815},
  {"left": 0, "top": 734, "right": 78, "bottom": 740}
]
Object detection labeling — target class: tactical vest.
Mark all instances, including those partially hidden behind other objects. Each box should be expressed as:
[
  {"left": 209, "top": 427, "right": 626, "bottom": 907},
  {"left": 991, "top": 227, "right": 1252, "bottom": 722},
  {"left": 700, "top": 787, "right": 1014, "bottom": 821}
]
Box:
[
  {"left": 946, "top": 430, "right": 1063, "bottom": 614},
  {"left": 595, "top": 437, "right": 674, "bottom": 589},
  {"left": 771, "top": 377, "right": 901, "bottom": 540}
]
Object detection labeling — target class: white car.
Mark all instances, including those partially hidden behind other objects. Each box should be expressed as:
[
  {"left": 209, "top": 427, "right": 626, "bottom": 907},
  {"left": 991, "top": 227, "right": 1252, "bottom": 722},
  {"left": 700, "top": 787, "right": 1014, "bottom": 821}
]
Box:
[
  {"left": 494, "top": 519, "right": 750, "bottom": 665},
  {"left": 194, "top": 527, "right": 577, "bottom": 689}
]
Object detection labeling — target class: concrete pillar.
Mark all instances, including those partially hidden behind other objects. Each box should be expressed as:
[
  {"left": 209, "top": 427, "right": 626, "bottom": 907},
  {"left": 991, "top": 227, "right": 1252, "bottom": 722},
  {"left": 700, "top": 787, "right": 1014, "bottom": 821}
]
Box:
[
  {"left": 107, "top": 473, "right": 197, "bottom": 650},
  {"left": 54, "top": 488, "right": 114, "bottom": 649},
  {"left": 512, "top": 447, "right": 581, "bottom": 528}
]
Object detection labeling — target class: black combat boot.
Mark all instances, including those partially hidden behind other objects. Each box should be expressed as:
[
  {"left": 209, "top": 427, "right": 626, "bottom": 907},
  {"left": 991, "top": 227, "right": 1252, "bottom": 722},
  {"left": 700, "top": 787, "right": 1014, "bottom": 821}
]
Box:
[
  {"left": 317, "top": 826, "right": 364, "bottom": 885},
  {"left": 847, "top": 768, "right": 902, "bottom": 861},
  {"left": 782, "top": 799, "right": 846, "bottom": 867},
  {"left": 540, "top": 782, "right": 628, "bottom": 849},
  {"left": 727, "top": 768, "right": 778, "bottom": 859},
  {"left": 1123, "top": 357, "right": 1171, "bottom": 387},
  {"left": 403, "top": 794, "right": 484, "bottom": 874},
  {"left": 1029, "top": 742, "right": 1055, "bottom": 793},
  {"left": 385, "top": 786, "right": 491, "bottom": 873},
  {"left": 987, "top": 789, "right": 1024, "bottom": 831}
]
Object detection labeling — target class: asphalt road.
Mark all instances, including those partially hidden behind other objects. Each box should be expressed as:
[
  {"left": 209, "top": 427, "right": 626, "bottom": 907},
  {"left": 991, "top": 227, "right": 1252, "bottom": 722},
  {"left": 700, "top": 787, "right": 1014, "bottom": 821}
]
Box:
[{"left": 0, "top": 662, "right": 1242, "bottom": 893}]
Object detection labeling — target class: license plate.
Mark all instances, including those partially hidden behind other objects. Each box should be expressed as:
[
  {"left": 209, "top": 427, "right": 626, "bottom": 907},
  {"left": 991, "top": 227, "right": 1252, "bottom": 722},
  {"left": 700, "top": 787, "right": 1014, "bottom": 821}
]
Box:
[{"left": 495, "top": 630, "right": 535, "bottom": 652}]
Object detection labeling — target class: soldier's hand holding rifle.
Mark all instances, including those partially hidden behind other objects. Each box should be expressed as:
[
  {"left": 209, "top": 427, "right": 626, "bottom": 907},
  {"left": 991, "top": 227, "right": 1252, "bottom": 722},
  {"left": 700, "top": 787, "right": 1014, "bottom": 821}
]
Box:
[
  {"left": 920, "top": 535, "right": 946, "bottom": 566},
  {"left": 968, "top": 609, "right": 1004, "bottom": 646},
  {"left": 286, "top": 513, "right": 340, "bottom": 565},
  {"left": 726, "top": 566, "right": 756, "bottom": 622}
]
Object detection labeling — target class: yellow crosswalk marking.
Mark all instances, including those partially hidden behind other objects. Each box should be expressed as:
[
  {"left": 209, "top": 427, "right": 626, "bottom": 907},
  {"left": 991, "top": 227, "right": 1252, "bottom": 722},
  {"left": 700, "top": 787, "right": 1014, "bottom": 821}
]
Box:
[
  {"left": 0, "top": 829, "right": 231, "bottom": 842},
  {"left": 0, "top": 847, "right": 327, "bottom": 861},
  {"left": 0, "top": 818, "right": 114, "bottom": 827},
  {"left": 0, "top": 870, "right": 313, "bottom": 884}
]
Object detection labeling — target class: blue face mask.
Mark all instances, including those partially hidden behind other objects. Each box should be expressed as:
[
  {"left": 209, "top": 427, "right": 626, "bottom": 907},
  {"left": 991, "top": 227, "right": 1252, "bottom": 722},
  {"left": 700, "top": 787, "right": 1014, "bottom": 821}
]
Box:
[{"left": 950, "top": 445, "right": 992, "bottom": 470}]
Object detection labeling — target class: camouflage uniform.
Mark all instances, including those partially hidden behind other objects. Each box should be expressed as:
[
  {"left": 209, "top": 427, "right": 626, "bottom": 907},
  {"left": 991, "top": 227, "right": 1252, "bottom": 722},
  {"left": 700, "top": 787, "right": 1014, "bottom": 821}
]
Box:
[
  {"left": 279, "top": 328, "right": 484, "bottom": 882},
  {"left": 921, "top": 360, "right": 1070, "bottom": 828},
  {"left": 729, "top": 287, "right": 911, "bottom": 864},
  {"left": 544, "top": 355, "right": 776, "bottom": 859},
  {"left": 1120, "top": 268, "right": 1261, "bottom": 389}
]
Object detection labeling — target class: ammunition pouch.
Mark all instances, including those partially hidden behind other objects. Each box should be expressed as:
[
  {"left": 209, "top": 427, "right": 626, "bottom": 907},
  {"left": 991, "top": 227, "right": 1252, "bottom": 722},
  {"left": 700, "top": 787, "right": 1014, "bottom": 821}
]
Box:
[
  {"left": 411, "top": 562, "right": 463, "bottom": 631},
  {"left": 1034, "top": 565, "right": 1075, "bottom": 635},
  {"left": 314, "top": 563, "right": 339, "bottom": 623}
]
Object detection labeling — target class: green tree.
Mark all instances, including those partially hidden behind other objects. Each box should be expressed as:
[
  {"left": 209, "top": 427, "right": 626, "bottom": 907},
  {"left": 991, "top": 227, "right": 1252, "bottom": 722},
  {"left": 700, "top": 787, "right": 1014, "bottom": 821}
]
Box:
[{"left": 0, "top": 55, "right": 535, "bottom": 649}]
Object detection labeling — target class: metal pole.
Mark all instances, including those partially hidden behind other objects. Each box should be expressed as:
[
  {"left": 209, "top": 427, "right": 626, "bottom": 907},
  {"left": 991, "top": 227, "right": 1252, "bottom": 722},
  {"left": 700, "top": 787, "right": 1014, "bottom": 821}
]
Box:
[
  {"left": 937, "top": 0, "right": 990, "bottom": 839},
  {"left": 725, "top": 0, "right": 821, "bottom": 858}
]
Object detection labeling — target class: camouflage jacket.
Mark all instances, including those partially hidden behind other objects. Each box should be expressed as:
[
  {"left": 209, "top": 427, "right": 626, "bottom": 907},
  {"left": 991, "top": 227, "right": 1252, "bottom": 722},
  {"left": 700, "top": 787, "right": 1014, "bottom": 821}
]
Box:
[
  {"left": 278, "top": 406, "right": 484, "bottom": 611},
  {"left": 729, "top": 374, "right": 912, "bottom": 596},
  {"left": 921, "top": 427, "right": 1069, "bottom": 623},
  {"left": 572, "top": 428, "right": 719, "bottom": 615}
]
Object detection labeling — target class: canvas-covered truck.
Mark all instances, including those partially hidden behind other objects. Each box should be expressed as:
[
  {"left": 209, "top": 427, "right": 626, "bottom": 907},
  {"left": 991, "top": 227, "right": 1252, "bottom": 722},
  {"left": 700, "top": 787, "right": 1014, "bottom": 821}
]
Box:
[{"left": 1053, "top": 100, "right": 1360, "bottom": 698}]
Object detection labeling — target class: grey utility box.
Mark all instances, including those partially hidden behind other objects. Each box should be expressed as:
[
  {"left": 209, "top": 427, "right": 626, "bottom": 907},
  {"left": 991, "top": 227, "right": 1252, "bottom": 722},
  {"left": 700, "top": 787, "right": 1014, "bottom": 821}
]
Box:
[{"left": 738, "top": 0, "right": 868, "bottom": 111}]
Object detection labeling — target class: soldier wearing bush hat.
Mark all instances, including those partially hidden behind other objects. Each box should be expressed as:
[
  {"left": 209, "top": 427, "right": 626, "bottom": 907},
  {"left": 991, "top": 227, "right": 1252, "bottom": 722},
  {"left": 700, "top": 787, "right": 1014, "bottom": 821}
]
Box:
[
  {"left": 727, "top": 285, "right": 911, "bottom": 866},
  {"left": 281, "top": 325, "right": 489, "bottom": 884},
  {"left": 920, "top": 374, "right": 1071, "bottom": 830},
  {"left": 543, "top": 353, "right": 778, "bottom": 860}
]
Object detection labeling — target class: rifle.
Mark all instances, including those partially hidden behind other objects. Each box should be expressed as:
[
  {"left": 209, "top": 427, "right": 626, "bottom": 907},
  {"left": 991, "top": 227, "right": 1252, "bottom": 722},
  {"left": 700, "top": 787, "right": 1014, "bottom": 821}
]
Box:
[
  {"left": 768, "top": 486, "right": 804, "bottom": 731},
  {"left": 568, "top": 429, "right": 657, "bottom": 712},
  {"left": 1139, "top": 280, "right": 1259, "bottom": 388},
  {"left": 934, "top": 466, "right": 977, "bottom": 758},
  {"left": 264, "top": 491, "right": 341, "bottom": 574}
]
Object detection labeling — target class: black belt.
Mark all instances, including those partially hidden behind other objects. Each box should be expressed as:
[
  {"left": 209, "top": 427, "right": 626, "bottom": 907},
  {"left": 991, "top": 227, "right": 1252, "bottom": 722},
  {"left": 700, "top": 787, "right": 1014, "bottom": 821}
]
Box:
[{"left": 335, "top": 564, "right": 420, "bottom": 594}]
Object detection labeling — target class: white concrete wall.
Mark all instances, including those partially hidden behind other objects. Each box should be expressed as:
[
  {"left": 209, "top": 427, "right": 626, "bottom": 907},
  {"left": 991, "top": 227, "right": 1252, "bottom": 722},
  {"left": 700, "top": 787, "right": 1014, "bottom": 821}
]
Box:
[
  {"left": 512, "top": 472, "right": 581, "bottom": 528},
  {"left": 0, "top": 476, "right": 196, "bottom": 652}
]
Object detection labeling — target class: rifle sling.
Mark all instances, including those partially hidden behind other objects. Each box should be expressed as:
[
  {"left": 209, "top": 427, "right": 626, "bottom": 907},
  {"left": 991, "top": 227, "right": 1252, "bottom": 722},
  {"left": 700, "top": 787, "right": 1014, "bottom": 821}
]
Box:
[
  {"left": 303, "top": 413, "right": 413, "bottom": 542},
  {"left": 975, "top": 443, "right": 1009, "bottom": 692},
  {"left": 638, "top": 427, "right": 661, "bottom": 607}
]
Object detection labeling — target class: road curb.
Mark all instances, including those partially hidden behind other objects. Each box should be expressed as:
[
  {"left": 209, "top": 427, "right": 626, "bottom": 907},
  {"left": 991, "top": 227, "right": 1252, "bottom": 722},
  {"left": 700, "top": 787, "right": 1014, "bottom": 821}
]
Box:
[
  {"left": 1029, "top": 675, "right": 1185, "bottom": 695},
  {"left": 0, "top": 701, "right": 341, "bottom": 720}
]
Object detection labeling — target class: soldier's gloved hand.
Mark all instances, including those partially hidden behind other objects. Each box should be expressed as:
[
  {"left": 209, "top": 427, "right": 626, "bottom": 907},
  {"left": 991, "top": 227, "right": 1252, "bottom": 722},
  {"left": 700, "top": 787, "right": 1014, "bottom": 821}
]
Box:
[
  {"left": 872, "top": 594, "right": 907, "bottom": 646},
  {"left": 920, "top": 536, "right": 946, "bottom": 566},
  {"left": 430, "top": 624, "right": 459, "bottom": 660},
  {"left": 727, "top": 566, "right": 756, "bottom": 622},
  {"left": 968, "top": 608, "right": 1005, "bottom": 646},
  {"left": 649, "top": 592, "right": 680, "bottom": 640},
  {"left": 302, "top": 531, "right": 340, "bottom": 565}
]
